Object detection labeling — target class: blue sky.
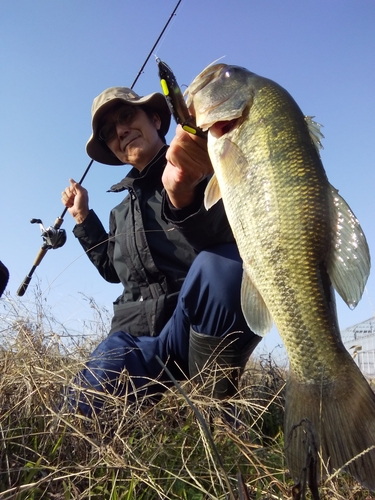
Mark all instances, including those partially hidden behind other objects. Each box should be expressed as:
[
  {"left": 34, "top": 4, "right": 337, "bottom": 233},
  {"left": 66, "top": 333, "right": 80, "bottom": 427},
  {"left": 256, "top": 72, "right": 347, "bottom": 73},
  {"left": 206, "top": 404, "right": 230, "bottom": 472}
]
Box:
[{"left": 1, "top": 1, "right": 374, "bottom": 356}]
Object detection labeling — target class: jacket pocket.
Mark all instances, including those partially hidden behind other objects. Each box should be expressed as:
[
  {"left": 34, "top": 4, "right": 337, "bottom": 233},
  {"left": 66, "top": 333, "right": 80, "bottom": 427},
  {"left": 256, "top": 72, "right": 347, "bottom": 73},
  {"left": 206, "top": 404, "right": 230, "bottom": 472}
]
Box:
[{"left": 110, "top": 296, "right": 166, "bottom": 337}]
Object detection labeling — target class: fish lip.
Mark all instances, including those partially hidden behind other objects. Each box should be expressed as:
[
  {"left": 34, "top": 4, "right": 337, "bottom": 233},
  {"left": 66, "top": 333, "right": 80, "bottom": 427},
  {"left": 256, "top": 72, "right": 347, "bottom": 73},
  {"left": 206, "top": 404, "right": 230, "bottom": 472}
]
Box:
[
  {"left": 194, "top": 100, "right": 247, "bottom": 132},
  {"left": 209, "top": 119, "right": 239, "bottom": 138}
]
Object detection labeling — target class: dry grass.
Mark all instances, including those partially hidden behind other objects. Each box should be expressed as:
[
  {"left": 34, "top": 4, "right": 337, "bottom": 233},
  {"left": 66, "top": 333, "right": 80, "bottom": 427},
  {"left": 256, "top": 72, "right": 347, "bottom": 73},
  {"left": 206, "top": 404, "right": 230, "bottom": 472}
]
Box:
[{"left": 0, "top": 290, "right": 374, "bottom": 499}]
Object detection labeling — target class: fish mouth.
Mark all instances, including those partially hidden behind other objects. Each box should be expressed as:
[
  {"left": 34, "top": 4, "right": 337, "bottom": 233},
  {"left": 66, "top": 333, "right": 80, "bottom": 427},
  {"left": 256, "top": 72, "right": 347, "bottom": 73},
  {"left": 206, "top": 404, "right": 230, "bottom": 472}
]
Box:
[{"left": 209, "top": 119, "right": 239, "bottom": 138}]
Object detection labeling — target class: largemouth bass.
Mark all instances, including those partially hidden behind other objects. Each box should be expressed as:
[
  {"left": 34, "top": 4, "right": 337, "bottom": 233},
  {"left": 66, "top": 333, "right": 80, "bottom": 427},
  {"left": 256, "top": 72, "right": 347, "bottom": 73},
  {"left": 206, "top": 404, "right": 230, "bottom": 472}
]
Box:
[{"left": 185, "top": 64, "right": 375, "bottom": 490}]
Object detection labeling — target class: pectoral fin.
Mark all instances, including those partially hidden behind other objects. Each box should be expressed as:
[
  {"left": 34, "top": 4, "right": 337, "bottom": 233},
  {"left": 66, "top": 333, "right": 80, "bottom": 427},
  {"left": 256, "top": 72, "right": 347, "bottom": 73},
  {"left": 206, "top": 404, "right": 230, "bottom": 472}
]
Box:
[
  {"left": 327, "top": 185, "right": 370, "bottom": 309},
  {"left": 241, "top": 271, "right": 273, "bottom": 336},
  {"left": 205, "top": 136, "right": 251, "bottom": 210},
  {"left": 204, "top": 174, "right": 222, "bottom": 210}
]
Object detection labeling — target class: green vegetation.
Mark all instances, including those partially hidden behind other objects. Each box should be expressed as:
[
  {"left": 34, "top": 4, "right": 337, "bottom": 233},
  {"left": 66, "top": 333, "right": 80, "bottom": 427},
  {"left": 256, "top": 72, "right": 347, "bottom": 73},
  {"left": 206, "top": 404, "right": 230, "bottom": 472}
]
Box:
[{"left": 0, "top": 291, "right": 373, "bottom": 499}]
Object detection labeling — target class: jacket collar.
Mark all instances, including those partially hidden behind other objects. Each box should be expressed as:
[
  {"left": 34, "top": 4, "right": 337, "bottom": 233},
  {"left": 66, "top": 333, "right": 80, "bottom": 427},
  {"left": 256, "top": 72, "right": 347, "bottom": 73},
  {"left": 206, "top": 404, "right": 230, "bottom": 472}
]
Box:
[{"left": 107, "top": 145, "right": 168, "bottom": 193}]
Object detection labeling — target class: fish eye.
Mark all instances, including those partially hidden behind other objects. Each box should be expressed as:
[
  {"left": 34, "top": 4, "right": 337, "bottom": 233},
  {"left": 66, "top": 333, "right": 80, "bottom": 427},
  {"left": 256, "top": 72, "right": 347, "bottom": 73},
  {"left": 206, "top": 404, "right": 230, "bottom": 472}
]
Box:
[{"left": 224, "top": 66, "right": 243, "bottom": 79}]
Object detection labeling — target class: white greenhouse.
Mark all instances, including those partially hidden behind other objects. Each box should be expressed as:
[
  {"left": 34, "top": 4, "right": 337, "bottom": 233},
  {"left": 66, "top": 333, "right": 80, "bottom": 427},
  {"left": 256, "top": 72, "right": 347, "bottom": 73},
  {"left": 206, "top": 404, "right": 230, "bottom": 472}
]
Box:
[{"left": 342, "top": 317, "right": 375, "bottom": 378}]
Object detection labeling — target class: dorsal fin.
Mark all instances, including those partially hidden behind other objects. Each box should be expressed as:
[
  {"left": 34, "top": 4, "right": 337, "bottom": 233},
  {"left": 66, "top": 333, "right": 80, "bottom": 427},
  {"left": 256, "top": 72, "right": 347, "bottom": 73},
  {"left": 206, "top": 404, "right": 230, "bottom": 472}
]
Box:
[{"left": 305, "top": 116, "right": 324, "bottom": 157}]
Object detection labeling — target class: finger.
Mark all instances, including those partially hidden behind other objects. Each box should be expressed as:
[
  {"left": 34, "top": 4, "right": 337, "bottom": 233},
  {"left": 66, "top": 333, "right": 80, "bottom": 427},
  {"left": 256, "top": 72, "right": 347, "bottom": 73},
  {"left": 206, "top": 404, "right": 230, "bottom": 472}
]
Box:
[
  {"left": 69, "top": 178, "right": 88, "bottom": 198},
  {"left": 175, "top": 124, "right": 208, "bottom": 149},
  {"left": 166, "top": 141, "right": 192, "bottom": 167},
  {"left": 61, "top": 193, "right": 73, "bottom": 208}
]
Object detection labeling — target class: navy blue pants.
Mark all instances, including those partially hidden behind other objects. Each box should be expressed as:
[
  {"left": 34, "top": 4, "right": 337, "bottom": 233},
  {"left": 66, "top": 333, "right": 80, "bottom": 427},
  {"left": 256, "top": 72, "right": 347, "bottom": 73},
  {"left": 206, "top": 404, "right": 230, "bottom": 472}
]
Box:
[{"left": 69, "top": 244, "right": 258, "bottom": 416}]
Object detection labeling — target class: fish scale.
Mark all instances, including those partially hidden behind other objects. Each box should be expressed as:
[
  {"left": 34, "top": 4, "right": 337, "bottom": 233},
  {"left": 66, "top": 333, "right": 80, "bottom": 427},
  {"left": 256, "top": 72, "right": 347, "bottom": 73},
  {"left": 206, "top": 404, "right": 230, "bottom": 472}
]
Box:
[
  {"left": 186, "top": 63, "right": 375, "bottom": 491},
  {"left": 219, "top": 84, "right": 336, "bottom": 378}
]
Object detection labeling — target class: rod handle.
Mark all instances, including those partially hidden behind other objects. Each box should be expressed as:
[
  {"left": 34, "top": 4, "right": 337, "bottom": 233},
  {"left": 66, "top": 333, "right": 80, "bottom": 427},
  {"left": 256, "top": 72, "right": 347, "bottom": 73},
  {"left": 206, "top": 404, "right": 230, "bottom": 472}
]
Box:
[
  {"left": 17, "top": 269, "right": 35, "bottom": 296},
  {"left": 16, "top": 247, "right": 49, "bottom": 296}
]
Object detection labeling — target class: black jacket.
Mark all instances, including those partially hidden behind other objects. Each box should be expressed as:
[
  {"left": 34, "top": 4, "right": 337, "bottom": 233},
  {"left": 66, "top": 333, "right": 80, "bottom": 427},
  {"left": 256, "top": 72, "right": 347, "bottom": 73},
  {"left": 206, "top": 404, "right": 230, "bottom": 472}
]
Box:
[{"left": 73, "top": 146, "right": 234, "bottom": 337}]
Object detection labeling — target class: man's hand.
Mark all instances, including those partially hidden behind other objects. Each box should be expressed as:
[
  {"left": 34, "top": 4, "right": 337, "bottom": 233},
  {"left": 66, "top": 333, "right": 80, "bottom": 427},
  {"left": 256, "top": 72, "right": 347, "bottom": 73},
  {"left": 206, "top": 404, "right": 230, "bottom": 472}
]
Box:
[
  {"left": 162, "top": 125, "right": 213, "bottom": 208},
  {"left": 61, "top": 179, "right": 90, "bottom": 224}
]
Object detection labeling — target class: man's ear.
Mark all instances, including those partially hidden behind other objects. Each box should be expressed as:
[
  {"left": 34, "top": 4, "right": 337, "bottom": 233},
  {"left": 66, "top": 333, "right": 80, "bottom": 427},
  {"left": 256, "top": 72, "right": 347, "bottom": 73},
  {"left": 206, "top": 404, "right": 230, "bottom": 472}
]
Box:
[{"left": 153, "top": 113, "right": 161, "bottom": 130}]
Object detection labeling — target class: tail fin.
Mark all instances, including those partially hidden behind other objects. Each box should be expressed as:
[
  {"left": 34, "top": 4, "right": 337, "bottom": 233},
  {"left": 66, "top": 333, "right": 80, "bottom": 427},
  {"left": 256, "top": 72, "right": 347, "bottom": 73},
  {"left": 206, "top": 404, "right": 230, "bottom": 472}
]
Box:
[{"left": 285, "top": 354, "right": 375, "bottom": 491}]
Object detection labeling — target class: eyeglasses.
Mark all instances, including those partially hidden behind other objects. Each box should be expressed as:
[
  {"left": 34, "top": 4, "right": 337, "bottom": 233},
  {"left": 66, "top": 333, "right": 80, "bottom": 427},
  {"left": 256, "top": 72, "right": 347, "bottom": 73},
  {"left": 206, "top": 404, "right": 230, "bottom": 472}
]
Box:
[{"left": 98, "top": 106, "right": 138, "bottom": 142}]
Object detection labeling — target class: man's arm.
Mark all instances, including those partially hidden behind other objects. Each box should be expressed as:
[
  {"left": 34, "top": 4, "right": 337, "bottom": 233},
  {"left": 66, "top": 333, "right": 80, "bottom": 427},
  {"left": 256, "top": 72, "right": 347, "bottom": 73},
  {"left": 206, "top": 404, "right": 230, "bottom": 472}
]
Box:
[
  {"left": 162, "top": 126, "right": 234, "bottom": 251},
  {"left": 62, "top": 179, "right": 120, "bottom": 283}
]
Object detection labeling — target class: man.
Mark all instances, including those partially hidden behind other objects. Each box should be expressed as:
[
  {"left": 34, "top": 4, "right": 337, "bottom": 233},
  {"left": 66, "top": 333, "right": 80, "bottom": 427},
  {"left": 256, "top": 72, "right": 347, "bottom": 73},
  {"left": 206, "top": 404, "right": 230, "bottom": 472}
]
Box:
[
  {"left": 62, "top": 87, "right": 260, "bottom": 416},
  {"left": 0, "top": 261, "right": 9, "bottom": 297}
]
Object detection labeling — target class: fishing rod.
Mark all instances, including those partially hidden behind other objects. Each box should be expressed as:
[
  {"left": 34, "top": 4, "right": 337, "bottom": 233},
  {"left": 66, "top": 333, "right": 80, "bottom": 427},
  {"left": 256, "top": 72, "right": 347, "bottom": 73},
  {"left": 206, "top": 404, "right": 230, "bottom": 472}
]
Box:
[
  {"left": 16, "top": 0, "right": 183, "bottom": 297},
  {"left": 16, "top": 160, "right": 94, "bottom": 296}
]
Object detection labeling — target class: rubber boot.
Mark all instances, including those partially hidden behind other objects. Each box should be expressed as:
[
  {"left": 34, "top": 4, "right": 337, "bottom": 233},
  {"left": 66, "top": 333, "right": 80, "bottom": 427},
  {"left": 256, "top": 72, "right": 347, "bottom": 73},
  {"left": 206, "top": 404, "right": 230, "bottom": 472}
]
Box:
[{"left": 188, "top": 328, "right": 261, "bottom": 399}]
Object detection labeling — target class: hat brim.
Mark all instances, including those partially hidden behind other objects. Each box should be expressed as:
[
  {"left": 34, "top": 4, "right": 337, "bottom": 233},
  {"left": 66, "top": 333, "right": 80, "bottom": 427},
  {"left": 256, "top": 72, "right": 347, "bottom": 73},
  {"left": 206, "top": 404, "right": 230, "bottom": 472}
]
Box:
[{"left": 86, "top": 91, "right": 171, "bottom": 166}]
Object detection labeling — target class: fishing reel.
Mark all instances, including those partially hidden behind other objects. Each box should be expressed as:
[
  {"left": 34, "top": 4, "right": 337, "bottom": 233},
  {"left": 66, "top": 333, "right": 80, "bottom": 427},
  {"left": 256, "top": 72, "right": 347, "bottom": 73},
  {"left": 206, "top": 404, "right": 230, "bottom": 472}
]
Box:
[
  {"left": 30, "top": 217, "right": 67, "bottom": 249},
  {"left": 17, "top": 215, "right": 68, "bottom": 296}
]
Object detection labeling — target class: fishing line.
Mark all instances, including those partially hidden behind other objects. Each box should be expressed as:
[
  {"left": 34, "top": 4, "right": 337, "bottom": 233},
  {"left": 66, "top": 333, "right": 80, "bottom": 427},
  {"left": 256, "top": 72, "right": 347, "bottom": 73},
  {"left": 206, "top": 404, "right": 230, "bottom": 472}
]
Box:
[
  {"left": 40, "top": 227, "right": 176, "bottom": 296},
  {"left": 63, "top": 0, "right": 184, "bottom": 215},
  {"left": 364, "top": 286, "right": 375, "bottom": 320},
  {"left": 80, "top": 0, "right": 184, "bottom": 185},
  {"left": 17, "top": 0, "right": 184, "bottom": 297},
  {"left": 130, "top": 0, "right": 184, "bottom": 89}
]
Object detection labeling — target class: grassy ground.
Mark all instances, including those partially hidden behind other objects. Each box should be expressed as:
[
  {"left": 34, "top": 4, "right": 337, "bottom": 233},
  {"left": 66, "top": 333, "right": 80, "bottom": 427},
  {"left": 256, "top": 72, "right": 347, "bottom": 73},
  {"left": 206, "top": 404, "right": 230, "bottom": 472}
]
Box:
[{"left": 0, "top": 291, "right": 374, "bottom": 499}]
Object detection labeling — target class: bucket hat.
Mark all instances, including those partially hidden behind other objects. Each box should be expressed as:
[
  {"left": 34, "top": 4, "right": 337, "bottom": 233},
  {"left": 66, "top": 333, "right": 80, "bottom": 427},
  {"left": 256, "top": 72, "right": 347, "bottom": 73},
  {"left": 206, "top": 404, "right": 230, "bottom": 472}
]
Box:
[{"left": 86, "top": 87, "right": 171, "bottom": 165}]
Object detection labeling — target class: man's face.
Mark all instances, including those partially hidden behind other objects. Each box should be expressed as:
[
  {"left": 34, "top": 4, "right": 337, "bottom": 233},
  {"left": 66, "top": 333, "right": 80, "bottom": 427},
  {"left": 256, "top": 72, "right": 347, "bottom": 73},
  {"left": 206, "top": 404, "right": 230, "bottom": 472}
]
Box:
[{"left": 101, "top": 105, "right": 164, "bottom": 171}]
